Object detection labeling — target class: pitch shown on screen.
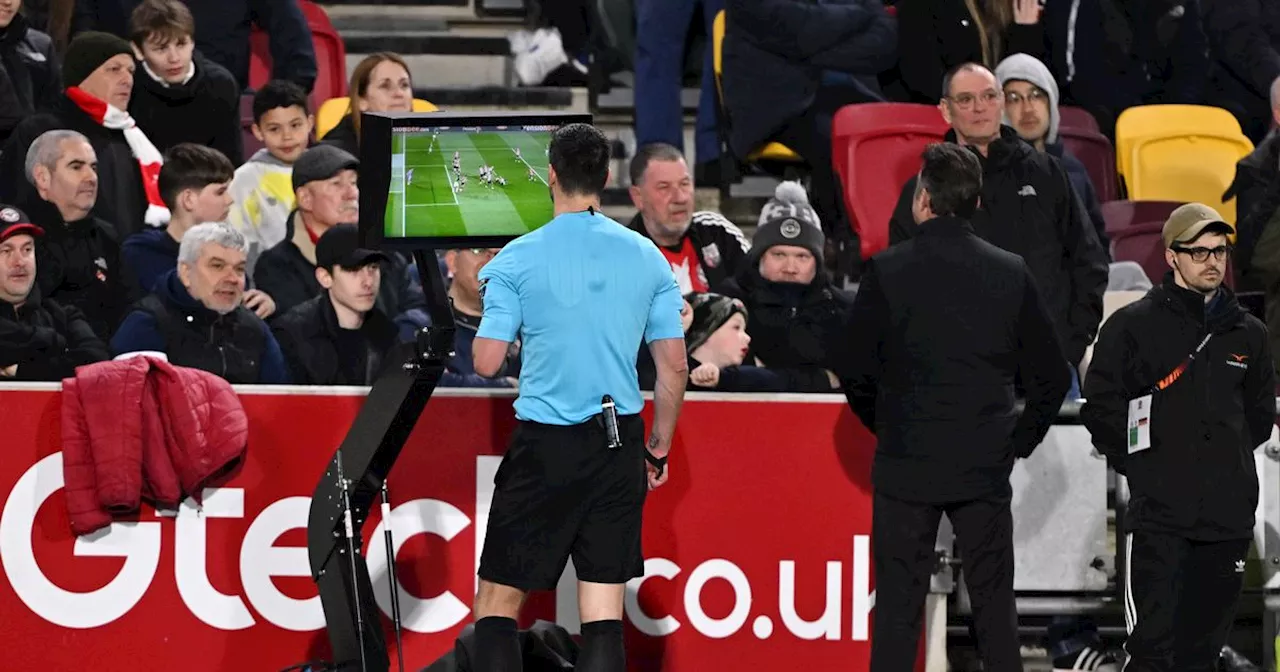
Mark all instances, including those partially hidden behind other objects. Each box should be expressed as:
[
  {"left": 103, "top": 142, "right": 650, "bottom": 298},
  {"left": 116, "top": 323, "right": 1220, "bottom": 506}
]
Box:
[{"left": 384, "top": 124, "right": 554, "bottom": 239}]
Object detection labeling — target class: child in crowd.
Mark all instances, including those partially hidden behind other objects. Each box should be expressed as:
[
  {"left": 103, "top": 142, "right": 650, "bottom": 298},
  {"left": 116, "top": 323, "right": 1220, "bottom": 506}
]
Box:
[{"left": 228, "top": 79, "right": 314, "bottom": 276}]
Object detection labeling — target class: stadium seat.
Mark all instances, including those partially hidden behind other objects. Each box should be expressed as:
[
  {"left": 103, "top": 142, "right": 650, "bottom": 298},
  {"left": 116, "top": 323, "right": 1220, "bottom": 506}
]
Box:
[
  {"left": 1100, "top": 200, "right": 1183, "bottom": 238},
  {"left": 1059, "top": 106, "right": 1100, "bottom": 134},
  {"left": 240, "top": 93, "right": 264, "bottom": 156},
  {"left": 1110, "top": 221, "right": 1169, "bottom": 285},
  {"left": 315, "top": 98, "right": 441, "bottom": 141},
  {"left": 1114, "top": 105, "right": 1245, "bottom": 187},
  {"left": 711, "top": 11, "right": 804, "bottom": 166},
  {"left": 830, "top": 102, "right": 949, "bottom": 259},
  {"left": 1059, "top": 127, "right": 1118, "bottom": 203},
  {"left": 1125, "top": 131, "right": 1253, "bottom": 224},
  {"left": 248, "top": 0, "right": 347, "bottom": 106}
]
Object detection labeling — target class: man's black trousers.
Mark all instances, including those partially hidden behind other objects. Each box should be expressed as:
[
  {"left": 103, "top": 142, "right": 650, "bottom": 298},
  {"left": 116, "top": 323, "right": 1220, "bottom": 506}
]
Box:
[
  {"left": 870, "top": 490, "right": 1022, "bottom": 672},
  {"left": 1122, "top": 530, "right": 1250, "bottom": 672}
]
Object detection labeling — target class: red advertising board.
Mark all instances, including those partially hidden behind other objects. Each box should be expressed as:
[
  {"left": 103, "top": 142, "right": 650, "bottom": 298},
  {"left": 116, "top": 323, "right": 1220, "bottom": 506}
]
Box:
[{"left": 0, "top": 386, "right": 896, "bottom": 671}]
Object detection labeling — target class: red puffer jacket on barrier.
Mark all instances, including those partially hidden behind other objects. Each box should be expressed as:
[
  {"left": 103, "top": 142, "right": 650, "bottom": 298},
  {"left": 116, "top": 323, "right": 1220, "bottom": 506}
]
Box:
[{"left": 60, "top": 356, "right": 249, "bottom": 536}]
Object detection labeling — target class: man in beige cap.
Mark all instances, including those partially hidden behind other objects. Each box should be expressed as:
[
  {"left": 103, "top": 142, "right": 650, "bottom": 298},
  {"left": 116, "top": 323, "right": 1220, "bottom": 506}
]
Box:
[{"left": 1081, "top": 202, "right": 1276, "bottom": 672}]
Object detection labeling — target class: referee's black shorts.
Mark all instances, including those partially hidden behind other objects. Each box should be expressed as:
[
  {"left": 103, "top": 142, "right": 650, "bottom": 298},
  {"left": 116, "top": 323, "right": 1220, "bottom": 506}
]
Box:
[{"left": 478, "top": 413, "right": 648, "bottom": 591}]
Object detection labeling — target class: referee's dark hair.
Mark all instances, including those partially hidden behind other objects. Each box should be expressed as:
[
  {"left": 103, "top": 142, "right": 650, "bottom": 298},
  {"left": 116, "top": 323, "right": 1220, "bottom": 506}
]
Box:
[
  {"left": 917, "top": 142, "right": 983, "bottom": 219},
  {"left": 549, "top": 122, "right": 611, "bottom": 197}
]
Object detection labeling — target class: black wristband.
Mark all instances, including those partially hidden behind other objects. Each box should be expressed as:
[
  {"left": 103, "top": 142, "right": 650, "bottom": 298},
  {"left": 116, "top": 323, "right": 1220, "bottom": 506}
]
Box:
[{"left": 644, "top": 451, "right": 668, "bottom": 477}]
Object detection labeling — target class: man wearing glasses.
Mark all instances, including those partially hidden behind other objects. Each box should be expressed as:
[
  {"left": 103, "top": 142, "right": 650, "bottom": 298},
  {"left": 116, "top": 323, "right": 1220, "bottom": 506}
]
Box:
[
  {"left": 889, "top": 61, "right": 1109, "bottom": 402},
  {"left": 1082, "top": 203, "right": 1276, "bottom": 672}
]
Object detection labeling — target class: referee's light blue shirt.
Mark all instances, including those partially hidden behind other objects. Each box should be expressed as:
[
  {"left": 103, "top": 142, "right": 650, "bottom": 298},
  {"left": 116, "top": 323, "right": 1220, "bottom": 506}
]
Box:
[{"left": 477, "top": 210, "right": 685, "bottom": 425}]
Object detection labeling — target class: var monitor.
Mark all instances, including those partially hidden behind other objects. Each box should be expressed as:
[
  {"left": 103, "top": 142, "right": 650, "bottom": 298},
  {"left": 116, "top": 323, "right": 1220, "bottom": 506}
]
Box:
[{"left": 358, "top": 111, "right": 593, "bottom": 249}]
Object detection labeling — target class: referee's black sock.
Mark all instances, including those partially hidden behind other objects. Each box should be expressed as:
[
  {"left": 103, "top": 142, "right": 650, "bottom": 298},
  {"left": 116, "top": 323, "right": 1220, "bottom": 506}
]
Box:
[
  {"left": 577, "top": 619, "right": 625, "bottom": 672},
  {"left": 474, "top": 616, "right": 522, "bottom": 672}
]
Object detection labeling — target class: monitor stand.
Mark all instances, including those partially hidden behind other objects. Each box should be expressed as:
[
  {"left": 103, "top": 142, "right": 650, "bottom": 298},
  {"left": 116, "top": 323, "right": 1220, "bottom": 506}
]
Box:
[{"left": 306, "top": 249, "right": 456, "bottom": 672}]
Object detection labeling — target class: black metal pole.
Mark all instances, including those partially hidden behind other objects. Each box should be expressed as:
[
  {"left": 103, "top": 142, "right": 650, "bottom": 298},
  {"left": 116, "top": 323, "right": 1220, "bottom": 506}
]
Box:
[
  {"left": 381, "top": 480, "right": 406, "bottom": 672},
  {"left": 336, "top": 452, "right": 369, "bottom": 672}
]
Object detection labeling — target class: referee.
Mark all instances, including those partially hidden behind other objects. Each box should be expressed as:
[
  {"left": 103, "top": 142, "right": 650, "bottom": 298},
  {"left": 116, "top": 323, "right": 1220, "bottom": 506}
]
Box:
[{"left": 470, "top": 123, "right": 689, "bottom": 672}]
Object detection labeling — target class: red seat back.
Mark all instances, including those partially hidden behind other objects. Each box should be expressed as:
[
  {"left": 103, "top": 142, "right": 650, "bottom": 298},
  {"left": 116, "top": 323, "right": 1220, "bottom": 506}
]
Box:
[
  {"left": 1100, "top": 200, "right": 1183, "bottom": 238},
  {"left": 1110, "top": 222, "right": 1168, "bottom": 284},
  {"left": 240, "top": 93, "right": 264, "bottom": 156},
  {"left": 832, "top": 103, "right": 949, "bottom": 259},
  {"left": 248, "top": 1, "right": 347, "bottom": 106},
  {"left": 1059, "top": 106, "right": 1100, "bottom": 134},
  {"left": 1060, "top": 128, "right": 1119, "bottom": 203}
]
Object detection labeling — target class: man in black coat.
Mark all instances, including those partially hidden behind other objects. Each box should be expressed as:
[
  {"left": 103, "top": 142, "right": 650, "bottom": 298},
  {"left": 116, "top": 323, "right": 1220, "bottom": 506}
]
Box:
[
  {"left": 839, "top": 143, "right": 1070, "bottom": 672},
  {"left": 1082, "top": 203, "right": 1276, "bottom": 672},
  {"left": 1201, "top": 0, "right": 1280, "bottom": 142},
  {"left": 0, "top": 205, "right": 109, "bottom": 381},
  {"left": 890, "top": 62, "right": 1109, "bottom": 399},
  {"left": 272, "top": 225, "right": 398, "bottom": 386}
]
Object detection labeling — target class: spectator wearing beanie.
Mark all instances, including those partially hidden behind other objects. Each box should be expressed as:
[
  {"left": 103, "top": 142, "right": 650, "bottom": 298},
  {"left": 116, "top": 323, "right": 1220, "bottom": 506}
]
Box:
[
  {"left": 682, "top": 291, "right": 787, "bottom": 393},
  {"left": 126, "top": 0, "right": 242, "bottom": 165},
  {"left": 716, "top": 181, "right": 852, "bottom": 392},
  {"left": 0, "top": 0, "right": 61, "bottom": 145},
  {"left": 0, "top": 30, "right": 169, "bottom": 240}
]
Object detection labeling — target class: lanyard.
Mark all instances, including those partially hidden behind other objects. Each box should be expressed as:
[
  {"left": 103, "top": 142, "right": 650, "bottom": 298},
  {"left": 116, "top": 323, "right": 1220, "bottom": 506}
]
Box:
[{"left": 1152, "top": 332, "right": 1212, "bottom": 392}]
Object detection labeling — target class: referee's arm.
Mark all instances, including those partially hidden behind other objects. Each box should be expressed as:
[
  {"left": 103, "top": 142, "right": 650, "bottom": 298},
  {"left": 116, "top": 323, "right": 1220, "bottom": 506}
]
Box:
[
  {"left": 473, "top": 258, "right": 522, "bottom": 377},
  {"left": 644, "top": 256, "right": 689, "bottom": 488}
]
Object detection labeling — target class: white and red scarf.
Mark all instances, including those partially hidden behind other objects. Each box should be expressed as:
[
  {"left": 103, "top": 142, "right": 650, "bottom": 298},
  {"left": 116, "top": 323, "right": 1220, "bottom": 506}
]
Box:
[{"left": 66, "top": 86, "right": 170, "bottom": 226}]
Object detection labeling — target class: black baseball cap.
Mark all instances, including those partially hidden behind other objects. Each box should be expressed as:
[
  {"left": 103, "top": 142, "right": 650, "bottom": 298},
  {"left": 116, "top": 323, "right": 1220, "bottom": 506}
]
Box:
[
  {"left": 315, "top": 224, "right": 387, "bottom": 270},
  {"left": 292, "top": 144, "right": 360, "bottom": 191},
  {"left": 0, "top": 205, "right": 44, "bottom": 242}
]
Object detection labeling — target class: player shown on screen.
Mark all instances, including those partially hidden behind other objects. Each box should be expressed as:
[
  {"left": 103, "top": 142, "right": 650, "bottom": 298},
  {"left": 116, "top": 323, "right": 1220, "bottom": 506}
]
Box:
[
  {"left": 514, "top": 147, "right": 522, "bottom": 160},
  {"left": 528, "top": 167, "right": 538, "bottom": 182},
  {"left": 498, "top": 176, "right": 507, "bottom": 187},
  {"left": 406, "top": 168, "right": 414, "bottom": 186}
]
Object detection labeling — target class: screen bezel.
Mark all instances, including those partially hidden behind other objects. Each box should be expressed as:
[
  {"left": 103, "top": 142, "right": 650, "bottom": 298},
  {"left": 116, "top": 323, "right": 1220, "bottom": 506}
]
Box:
[{"left": 358, "top": 110, "right": 593, "bottom": 251}]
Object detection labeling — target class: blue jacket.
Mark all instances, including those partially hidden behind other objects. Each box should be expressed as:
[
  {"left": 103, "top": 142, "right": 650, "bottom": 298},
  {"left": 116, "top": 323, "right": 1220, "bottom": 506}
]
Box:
[{"left": 121, "top": 227, "right": 179, "bottom": 294}]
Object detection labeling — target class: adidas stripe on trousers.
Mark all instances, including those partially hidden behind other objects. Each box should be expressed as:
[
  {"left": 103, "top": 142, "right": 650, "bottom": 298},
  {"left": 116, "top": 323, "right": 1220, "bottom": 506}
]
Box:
[{"left": 1122, "top": 531, "right": 1250, "bottom": 672}]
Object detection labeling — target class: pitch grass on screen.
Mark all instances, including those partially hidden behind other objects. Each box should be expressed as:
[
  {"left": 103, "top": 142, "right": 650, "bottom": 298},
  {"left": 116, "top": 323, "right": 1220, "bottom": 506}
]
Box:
[{"left": 385, "top": 129, "right": 553, "bottom": 238}]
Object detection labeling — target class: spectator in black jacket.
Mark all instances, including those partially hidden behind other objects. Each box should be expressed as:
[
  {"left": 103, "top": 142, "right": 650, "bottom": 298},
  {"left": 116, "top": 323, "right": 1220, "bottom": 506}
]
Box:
[
  {"left": 24, "top": 129, "right": 135, "bottom": 339},
  {"left": 255, "top": 144, "right": 422, "bottom": 320},
  {"left": 1, "top": 30, "right": 170, "bottom": 239},
  {"left": 0, "top": 2, "right": 61, "bottom": 145},
  {"left": 1224, "top": 76, "right": 1280, "bottom": 238},
  {"left": 722, "top": 0, "right": 896, "bottom": 243},
  {"left": 111, "top": 221, "right": 288, "bottom": 383},
  {"left": 125, "top": 0, "right": 241, "bottom": 164},
  {"left": 272, "top": 224, "right": 397, "bottom": 386},
  {"left": 996, "top": 53, "right": 1109, "bottom": 247},
  {"left": 74, "top": 0, "right": 316, "bottom": 93},
  {"left": 890, "top": 63, "right": 1109, "bottom": 399},
  {"left": 1081, "top": 203, "right": 1275, "bottom": 672},
  {"left": 839, "top": 143, "right": 1069, "bottom": 672},
  {"left": 1201, "top": 0, "right": 1280, "bottom": 142},
  {"left": 626, "top": 143, "right": 749, "bottom": 295},
  {"left": 717, "top": 182, "right": 851, "bottom": 392},
  {"left": 0, "top": 205, "right": 108, "bottom": 381}
]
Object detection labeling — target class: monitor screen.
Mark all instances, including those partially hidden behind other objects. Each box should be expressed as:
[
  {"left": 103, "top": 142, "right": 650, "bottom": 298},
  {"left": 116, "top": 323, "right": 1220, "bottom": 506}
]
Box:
[{"left": 359, "top": 111, "right": 593, "bottom": 250}]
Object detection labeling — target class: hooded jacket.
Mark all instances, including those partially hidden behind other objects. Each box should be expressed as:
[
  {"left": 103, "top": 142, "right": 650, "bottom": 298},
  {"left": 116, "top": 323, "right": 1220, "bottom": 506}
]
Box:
[
  {"left": 0, "top": 13, "right": 60, "bottom": 145},
  {"left": 1082, "top": 276, "right": 1275, "bottom": 541},
  {"left": 227, "top": 148, "right": 296, "bottom": 274},
  {"left": 0, "top": 284, "right": 108, "bottom": 381},
  {"left": 128, "top": 54, "right": 242, "bottom": 165},
  {"left": 271, "top": 292, "right": 399, "bottom": 386},
  {"left": 110, "top": 268, "right": 289, "bottom": 384},
  {"left": 889, "top": 126, "right": 1110, "bottom": 366},
  {"left": 120, "top": 226, "right": 179, "bottom": 294},
  {"left": 1, "top": 94, "right": 148, "bottom": 240}
]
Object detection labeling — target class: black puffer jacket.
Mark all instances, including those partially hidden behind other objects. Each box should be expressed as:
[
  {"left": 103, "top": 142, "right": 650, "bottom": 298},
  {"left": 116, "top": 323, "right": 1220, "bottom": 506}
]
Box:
[
  {"left": 1082, "top": 277, "right": 1275, "bottom": 541},
  {"left": 0, "top": 284, "right": 108, "bottom": 381},
  {"left": 129, "top": 54, "right": 242, "bottom": 165},
  {"left": 27, "top": 199, "right": 134, "bottom": 339},
  {"left": 271, "top": 292, "right": 399, "bottom": 386},
  {"left": 0, "top": 13, "right": 60, "bottom": 145},
  {"left": 716, "top": 265, "right": 854, "bottom": 392},
  {"left": 890, "top": 126, "right": 1109, "bottom": 366}
]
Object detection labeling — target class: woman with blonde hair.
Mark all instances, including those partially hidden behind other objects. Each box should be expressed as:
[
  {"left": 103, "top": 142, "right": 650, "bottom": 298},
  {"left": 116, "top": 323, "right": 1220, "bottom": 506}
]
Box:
[{"left": 320, "top": 51, "right": 413, "bottom": 155}]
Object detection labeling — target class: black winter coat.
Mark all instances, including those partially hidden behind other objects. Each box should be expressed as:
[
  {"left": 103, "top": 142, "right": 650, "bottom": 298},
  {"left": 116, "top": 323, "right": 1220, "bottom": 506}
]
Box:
[
  {"left": 1201, "top": 0, "right": 1280, "bottom": 141},
  {"left": 721, "top": 0, "right": 896, "bottom": 157},
  {"left": 0, "top": 13, "right": 60, "bottom": 145},
  {"left": 129, "top": 55, "right": 242, "bottom": 165},
  {"left": 837, "top": 217, "right": 1070, "bottom": 503},
  {"left": 716, "top": 266, "right": 853, "bottom": 392},
  {"left": 1081, "top": 277, "right": 1275, "bottom": 541},
  {"left": 0, "top": 94, "right": 148, "bottom": 240},
  {"left": 890, "top": 126, "right": 1109, "bottom": 366},
  {"left": 27, "top": 199, "right": 135, "bottom": 339},
  {"left": 0, "top": 285, "right": 108, "bottom": 381},
  {"left": 319, "top": 114, "right": 358, "bottom": 156},
  {"left": 271, "top": 293, "right": 398, "bottom": 386}
]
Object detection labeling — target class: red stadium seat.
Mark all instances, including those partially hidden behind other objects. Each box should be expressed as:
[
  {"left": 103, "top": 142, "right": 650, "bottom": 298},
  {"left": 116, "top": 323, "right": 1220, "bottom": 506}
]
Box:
[
  {"left": 831, "top": 103, "right": 949, "bottom": 259},
  {"left": 1110, "top": 221, "right": 1168, "bottom": 285},
  {"left": 1059, "top": 106, "right": 1100, "bottom": 134},
  {"left": 1060, "top": 128, "right": 1119, "bottom": 203},
  {"left": 1100, "top": 200, "right": 1183, "bottom": 238},
  {"left": 240, "top": 93, "right": 264, "bottom": 156},
  {"left": 248, "top": 0, "right": 347, "bottom": 105}
]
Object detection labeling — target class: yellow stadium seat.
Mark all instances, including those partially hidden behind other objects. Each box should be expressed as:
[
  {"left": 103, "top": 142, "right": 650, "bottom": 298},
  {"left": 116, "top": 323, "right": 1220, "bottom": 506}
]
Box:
[
  {"left": 1114, "top": 105, "right": 1244, "bottom": 185},
  {"left": 1126, "top": 132, "right": 1253, "bottom": 224},
  {"left": 711, "top": 10, "right": 803, "bottom": 164},
  {"left": 315, "top": 97, "right": 440, "bottom": 140}
]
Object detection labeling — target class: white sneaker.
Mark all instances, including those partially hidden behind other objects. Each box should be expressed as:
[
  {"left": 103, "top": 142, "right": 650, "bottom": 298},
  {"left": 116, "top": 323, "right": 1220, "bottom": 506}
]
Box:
[{"left": 512, "top": 27, "right": 568, "bottom": 86}]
